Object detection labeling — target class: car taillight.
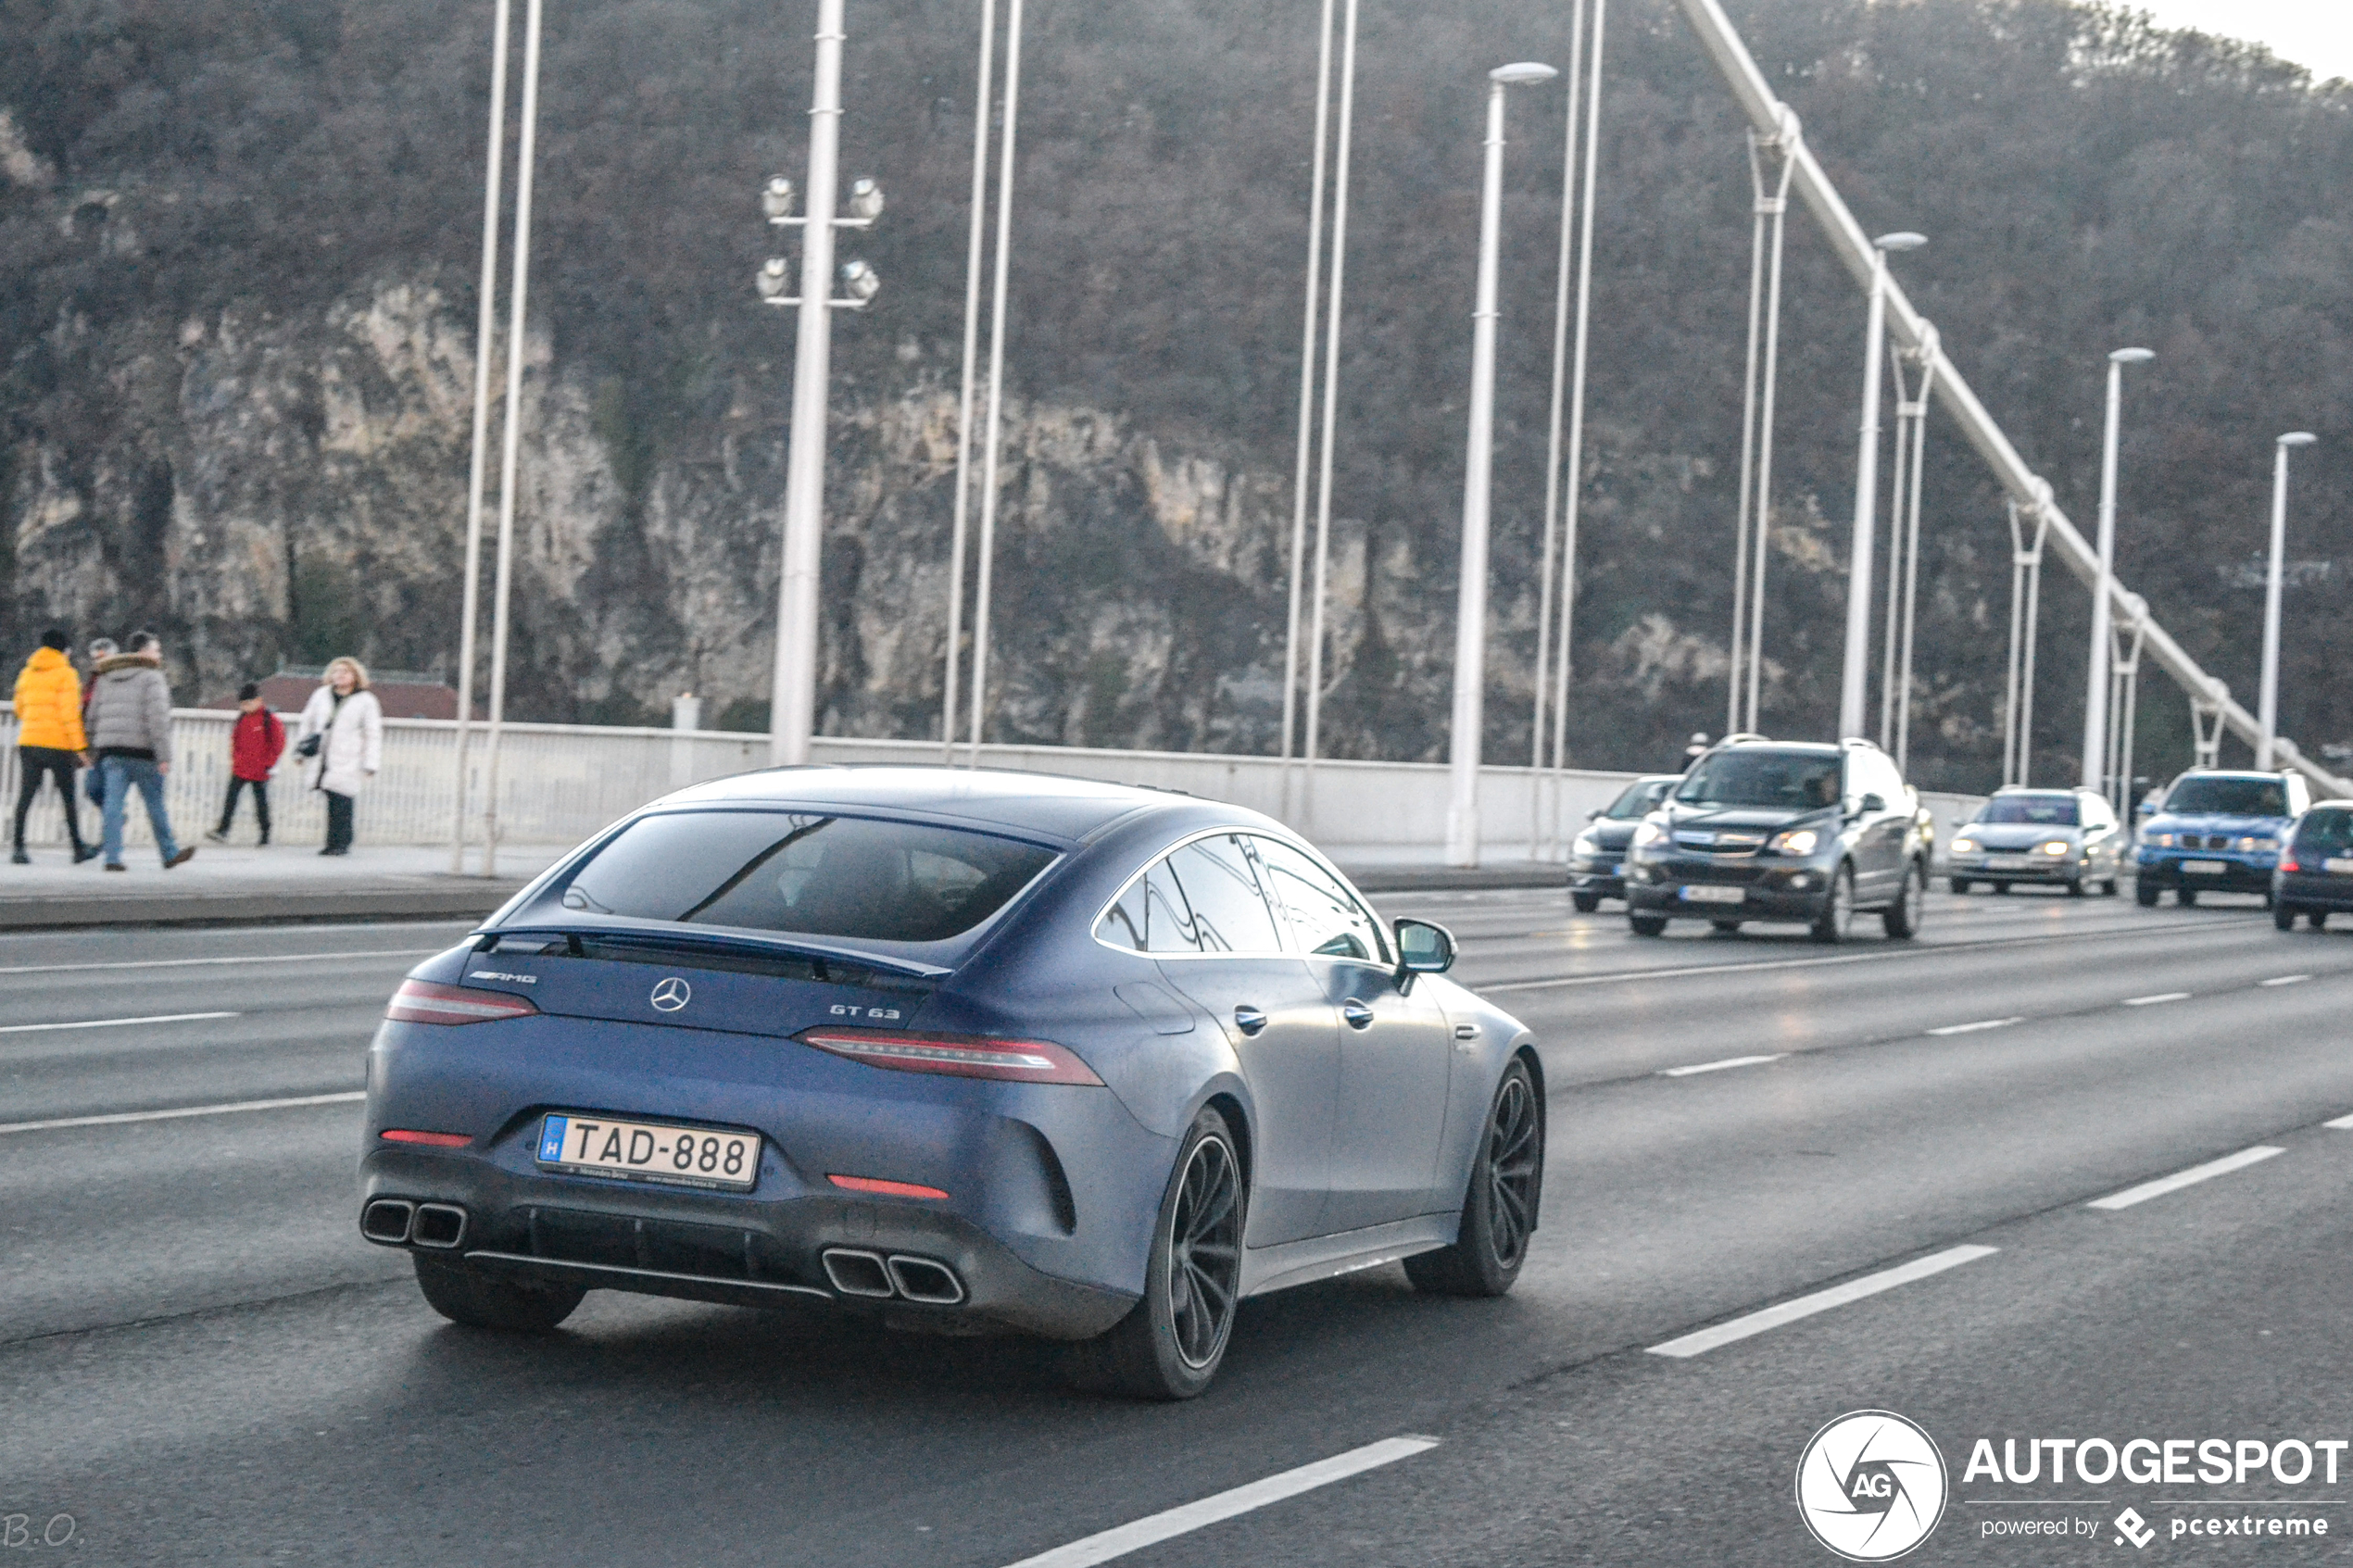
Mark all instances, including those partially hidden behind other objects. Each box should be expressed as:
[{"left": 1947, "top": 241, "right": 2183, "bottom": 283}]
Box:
[
  {"left": 827, "top": 1173, "right": 949, "bottom": 1199},
  {"left": 385, "top": 979, "right": 539, "bottom": 1025},
  {"left": 2281, "top": 859, "right": 2300, "bottom": 872},
  {"left": 798, "top": 1027, "right": 1103, "bottom": 1085},
  {"left": 381, "top": 1129, "right": 473, "bottom": 1147}
]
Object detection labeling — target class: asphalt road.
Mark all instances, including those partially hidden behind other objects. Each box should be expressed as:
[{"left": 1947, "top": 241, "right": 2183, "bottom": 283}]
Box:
[{"left": 2, "top": 884, "right": 2347, "bottom": 1565}]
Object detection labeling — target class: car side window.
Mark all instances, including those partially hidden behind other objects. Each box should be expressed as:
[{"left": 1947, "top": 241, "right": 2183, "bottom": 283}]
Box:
[
  {"left": 1094, "top": 856, "right": 1202, "bottom": 954},
  {"left": 1847, "top": 751, "right": 1904, "bottom": 808},
  {"left": 1248, "top": 837, "right": 1387, "bottom": 963},
  {"left": 2082, "top": 794, "right": 2116, "bottom": 829},
  {"left": 1164, "top": 835, "right": 1287, "bottom": 955}
]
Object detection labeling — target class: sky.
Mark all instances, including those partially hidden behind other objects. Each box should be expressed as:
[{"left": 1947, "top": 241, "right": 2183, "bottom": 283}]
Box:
[{"left": 2127, "top": 1, "right": 2353, "bottom": 82}]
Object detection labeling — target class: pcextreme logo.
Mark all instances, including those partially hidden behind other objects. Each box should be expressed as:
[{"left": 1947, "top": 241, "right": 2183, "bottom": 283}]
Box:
[{"left": 1797, "top": 1410, "right": 1950, "bottom": 1562}]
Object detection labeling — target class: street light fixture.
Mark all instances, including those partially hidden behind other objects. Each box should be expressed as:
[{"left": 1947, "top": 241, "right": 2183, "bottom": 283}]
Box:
[
  {"left": 2259, "top": 431, "right": 2318, "bottom": 770},
  {"left": 761, "top": 176, "right": 798, "bottom": 220},
  {"left": 2081, "top": 345, "right": 2153, "bottom": 798},
  {"left": 1446, "top": 59, "right": 1557, "bottom": 869},
  {"left": 1838, "top": 230, "right": 1924, "bottom": 740}
]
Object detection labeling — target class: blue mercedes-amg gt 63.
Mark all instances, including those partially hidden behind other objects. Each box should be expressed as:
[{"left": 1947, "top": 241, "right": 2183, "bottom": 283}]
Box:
[{"left": 360, "top": 767, "right": 1544, "bottom": 1398}]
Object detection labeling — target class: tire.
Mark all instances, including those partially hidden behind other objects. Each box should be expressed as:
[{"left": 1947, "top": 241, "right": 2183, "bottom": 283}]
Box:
[
  {"left": 2313, "top": 910, "right": 2330, "bottom": 930},
  {"left": 1708, "top": 920, "right": 1743, "bottom": 935},
  {"left": 1066, "top": 1107, "right": 1245, "bottom": 1400},
  {"left": 1993, "top": 881, "right": 2011, "bottom": 895},
  {"left": 1629, "top": 914, "right": 1668, "bottom": 937},
  {"left": 1882, "top": 860, "right": 1924, "bottom": 940},
  {"left": 2103, "top": 878, "right": 2120, "bottom": 897},
  {"left": 2066, "top": 878, "right": 2086, "bottom": 898},
  {"left": 2177, "top": 887, "right": 2197, "bottom": 907},
  {"left": 1571, "top": 892, "right": 1601, "bottom": 913},
  {"left": 1810, "top": 863, "right": 1857, "bottom": 945},
  {"left": 2136, "top": 880, "right": 2160, "bottom": 908},
  {"left": 1406, "top": 1059, "right": 1541, "bottom": 1298},
  {"left": 2275, "top": 901, "right": 2299, "bottom": 932},
  {"left": 412, "top": 1255, "right": 585, "bottom": 1332},
  {"left": 1949, "top": 877, "right": 1971, "bottom": 896}
]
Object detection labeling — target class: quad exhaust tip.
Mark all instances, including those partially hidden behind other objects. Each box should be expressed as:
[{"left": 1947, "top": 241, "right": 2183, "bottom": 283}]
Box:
[
  {"left": 821, "top": 1248, "right": 964, "bottom": 1304},
  {"left": 361, "top": 1198, "right": 415, "bottom": 1245},
  {"left": 886, "top": 1254, "right": 966, "bottom": 1305},
  {"left": 411, "top": 1203, "right": 468, "bottom": 1249}
]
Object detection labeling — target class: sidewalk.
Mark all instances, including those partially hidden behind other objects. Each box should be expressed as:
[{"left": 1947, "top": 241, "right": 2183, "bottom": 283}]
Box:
[
  {"left": 0, "top": 843, "right": 566, "bottom": 930},
  {"left": 0, "top": 842, "right": 1562, "bottom": 931}
]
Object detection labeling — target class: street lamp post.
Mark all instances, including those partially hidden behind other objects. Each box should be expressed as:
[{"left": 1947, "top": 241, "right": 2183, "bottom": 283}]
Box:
[
  {"left": 2080, "top": 346, "right": 2153, "bottom": 794},
  {"left": 1446, "top": 61, "right": 1556, "bottom": 870},
  {"left": 2259, "top": 431, "right": 2318, "bottom": 770},
  {"left": 1838, "top": 231, "right": 1922, "bottom": 740}
]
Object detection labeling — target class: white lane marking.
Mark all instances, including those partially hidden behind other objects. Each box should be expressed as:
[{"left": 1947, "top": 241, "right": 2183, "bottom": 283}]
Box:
[
  {"left": 1478, "top": 920, "right": 2245, "bottom": 995},
  {"left": 1647, "top": 1245, "right": 1998, "bottom": 1359},
  {"left": 1926, "top": 1016, "right": 2022, "bottom": 1036},
  {"left": 0, "top": 1011, "right": 238, "bottom": 1035},
  {"left": 0, "top": 947, "right": 436, "bottom": 977},
  {"left": 2086, "top": 1146, "right": 2285, "bottom": 1210},
  {"left": 1001, "top": 1436, "right": 1440, "bottom": 1568},
  {"left": 2325, "top": 1114, "right": 2353, "bottom": 1131},
  {"left": 0, "top": 1090, "right": 365, "bottom": 1136},
  {"left": 2122, "top": 992, "right": 2192, "bottom": 1007},
  {"left": 1658, "top": 1054, "right": 1784, "bottom": 1078},
  {"left": 2261, "top": 974, "right": 2312, "bottom": 987}
]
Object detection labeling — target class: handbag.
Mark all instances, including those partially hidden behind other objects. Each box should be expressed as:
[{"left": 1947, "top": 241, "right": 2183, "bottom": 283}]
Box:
[{"left": 296, "top": 733, "right": 322, "bottom": 759}]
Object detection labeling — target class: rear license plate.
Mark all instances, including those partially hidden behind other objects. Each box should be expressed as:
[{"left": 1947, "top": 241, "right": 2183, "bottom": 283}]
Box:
[
  {"left": 536, "top": 1113, "right": 760, "bottom": 1191},
  {"left": 1680, "top": 884, "right": 1745, "bottom": 905},
  {"left": 1987, "top": 855, "right": 2034, "bottom": 872},
  {"left": 2181, "top": 859, "right": 2227, "bottom": 876},
  {"left": 2326, "top": 858, "right": 2353, "bottom": 875}
]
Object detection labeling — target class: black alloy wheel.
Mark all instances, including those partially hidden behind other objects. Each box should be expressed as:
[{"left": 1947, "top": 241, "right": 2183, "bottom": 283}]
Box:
[
  {"left": 1408, "top": 1059, "right": 1542, "bottom": 1298},
  {"left": 1067, "top": 1107, "right": 1245, "bottom": 1400}
]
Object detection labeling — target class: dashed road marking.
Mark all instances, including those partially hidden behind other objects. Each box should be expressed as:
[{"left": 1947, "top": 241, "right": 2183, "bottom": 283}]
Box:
[
  {"left": 1647, "top": 1246, "right": 1999, "bottom": 1359},
  {"left": 2260, "top": 975, "right": 2311, "bottom": 988},
  {"left": 0, "top": 1091, "right": 364, "bottom": 1136},
  {"left": 1926, "top": 1016, "right": 2023, "bottom": 1036},
  {"left": 0, "top": 1010, "right": 239, "bottom": 1035},
  {"left": 2121, "top": 992, "right": 2192, "bottom": 1007},
  {"left": 1000, "top": 1436, "right": 1441, "bottom": 1567},
  {"left": 1658, "top": 1054, "right": 1784, "bottom": 1078},
  {"left": 2087, "top": 1146, "right": 2284, "bottom": 1210},
  {"left": 2324, "top": 1113, "right": 2353, "bottom": 1131}
]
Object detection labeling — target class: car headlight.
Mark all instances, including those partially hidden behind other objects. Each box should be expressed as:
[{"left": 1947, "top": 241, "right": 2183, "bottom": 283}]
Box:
[
  {"left": 2149, "top": 833, "right": 2173, "bottom": 847},
  {"left": 1952, "top": 836, "right": 1978, "bottom": 854},
  {"left": 1768, "top": 828, "right": 1819, "bottom": 856},
  {"left": 2237, "top": 835, "right": 2269, "bottom": 852},
  {"left": 1572, "top": 831, "right": 1599, "bottom": 856},
  {"left": 2039, "top": 840, "right": 2071, "bottom": 857},
  {"left": 1630, "top": 821, "right": 1665, "bottom": 847}
]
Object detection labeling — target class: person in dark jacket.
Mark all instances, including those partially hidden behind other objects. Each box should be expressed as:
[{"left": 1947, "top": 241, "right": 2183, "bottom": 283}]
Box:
[
  {"left": 207, "top": 683, "right": 285, "bottom": 846},
  {"left": 82, "top": 632, "right": 194, "bottom": 872}
]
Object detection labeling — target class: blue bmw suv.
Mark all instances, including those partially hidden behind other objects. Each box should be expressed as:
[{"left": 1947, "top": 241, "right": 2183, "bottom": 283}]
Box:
[{"left": 2134, "top": 770, "right": 2311, "bottom": 907}]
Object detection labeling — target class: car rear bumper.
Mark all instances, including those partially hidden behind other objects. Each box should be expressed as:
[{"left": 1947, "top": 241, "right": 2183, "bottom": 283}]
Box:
[
  {"left": 2275, "top": 872, "right": 2353, "bottom": 911},
  {"left": 360, "top": 1147, "right": 1136, "bottom": 1338}
]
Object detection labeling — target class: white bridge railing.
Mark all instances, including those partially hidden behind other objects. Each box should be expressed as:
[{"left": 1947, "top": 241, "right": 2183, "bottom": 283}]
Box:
[{"left": 3, "top": 706, "right": 1985, "bottom": 869}]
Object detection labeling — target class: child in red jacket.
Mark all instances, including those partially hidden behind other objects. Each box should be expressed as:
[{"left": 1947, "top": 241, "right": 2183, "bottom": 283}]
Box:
[{"left": 208, "top": 684, "right": 286, "bottom": 845}]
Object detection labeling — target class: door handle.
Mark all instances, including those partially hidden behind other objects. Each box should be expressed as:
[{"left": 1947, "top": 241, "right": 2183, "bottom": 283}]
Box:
[
  {"left": 1340, "top": 998, "right": 1376, "bottom": 1031},
  {"left": 1232, "top": 1006, "right": 1268, "bottom": 1036}
]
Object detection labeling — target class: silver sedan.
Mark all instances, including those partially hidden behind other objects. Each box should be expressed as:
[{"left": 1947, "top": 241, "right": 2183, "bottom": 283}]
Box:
[{"left": 1947, "top": 787, "right": 2126, "bottom": 897}]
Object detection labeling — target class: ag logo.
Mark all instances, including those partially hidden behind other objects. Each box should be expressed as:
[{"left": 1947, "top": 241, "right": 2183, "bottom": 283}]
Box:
[
  {"left": 1795, "top": 1410, "right": 1948, "bottom": 1562},
  {"left": 648, "top": 977, "right": 692, "bottom": 1012}
]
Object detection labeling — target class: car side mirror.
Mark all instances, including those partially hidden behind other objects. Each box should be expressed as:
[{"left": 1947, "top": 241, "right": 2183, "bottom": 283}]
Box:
[
  {"left": 1858, "top": 792, "right": 1887, "bottom": 814},
  {"left": 1585, "top": 808, "right": 1602, "bottom": 821},
  {"left": 1392, "top": 918, "right": 1455, "bottom": 992}
]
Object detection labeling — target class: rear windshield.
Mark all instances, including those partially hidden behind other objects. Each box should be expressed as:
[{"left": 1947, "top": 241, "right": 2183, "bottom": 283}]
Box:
[
  {"left": 1603, "top": 778, "right": 1673, "bottom": 820},
  {"left": 549, "top": 811, "right": 1057, "bottom": 943},
  {"left": 2295, "top": 810, "right": 2353, "bottom": 852},
  {"left": 1978, "top": 795, "right": 2079, "bottom": 826},
  {"left": 1675, "top": 750, "right": 1841, "bottom": 811},
  {"left": 2164, "top": 776, "right": 2287, "bottom": 818}
]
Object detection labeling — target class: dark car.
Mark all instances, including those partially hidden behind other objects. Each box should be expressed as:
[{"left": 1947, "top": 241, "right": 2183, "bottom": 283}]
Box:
[
  {"left": 1567, "top": 774, "right": 1680, "bottom": 911},
  {"left": 2134, "top": 770, "right": 2310, "bottom": 907},
  {"left": 1946, "top": 786, "right": 2125, "bottom": 897},
  {"left": 359, "top": 767, "right": 1544, "bottom": 1399},
  {"left": 2273, "top": 800, "right": 2353, "bottom": 930},
  {"left": 1623, "top": 737, "right": 1929, "bottom": 943}
]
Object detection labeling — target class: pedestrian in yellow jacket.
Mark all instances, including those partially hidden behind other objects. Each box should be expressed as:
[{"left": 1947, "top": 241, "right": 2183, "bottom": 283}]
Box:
[{"left": 12, "top": 630, "right": 97, "bottom": 863}]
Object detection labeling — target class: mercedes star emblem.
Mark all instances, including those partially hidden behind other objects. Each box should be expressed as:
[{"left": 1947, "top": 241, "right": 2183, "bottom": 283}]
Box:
[{"left": 648, "top": 977, "right": 692, "bottom": 1012}]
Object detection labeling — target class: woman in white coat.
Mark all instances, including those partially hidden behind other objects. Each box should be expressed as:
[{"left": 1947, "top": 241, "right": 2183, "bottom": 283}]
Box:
[{"left": 295, "top": 656, "right": 384, "bottom": 856}]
